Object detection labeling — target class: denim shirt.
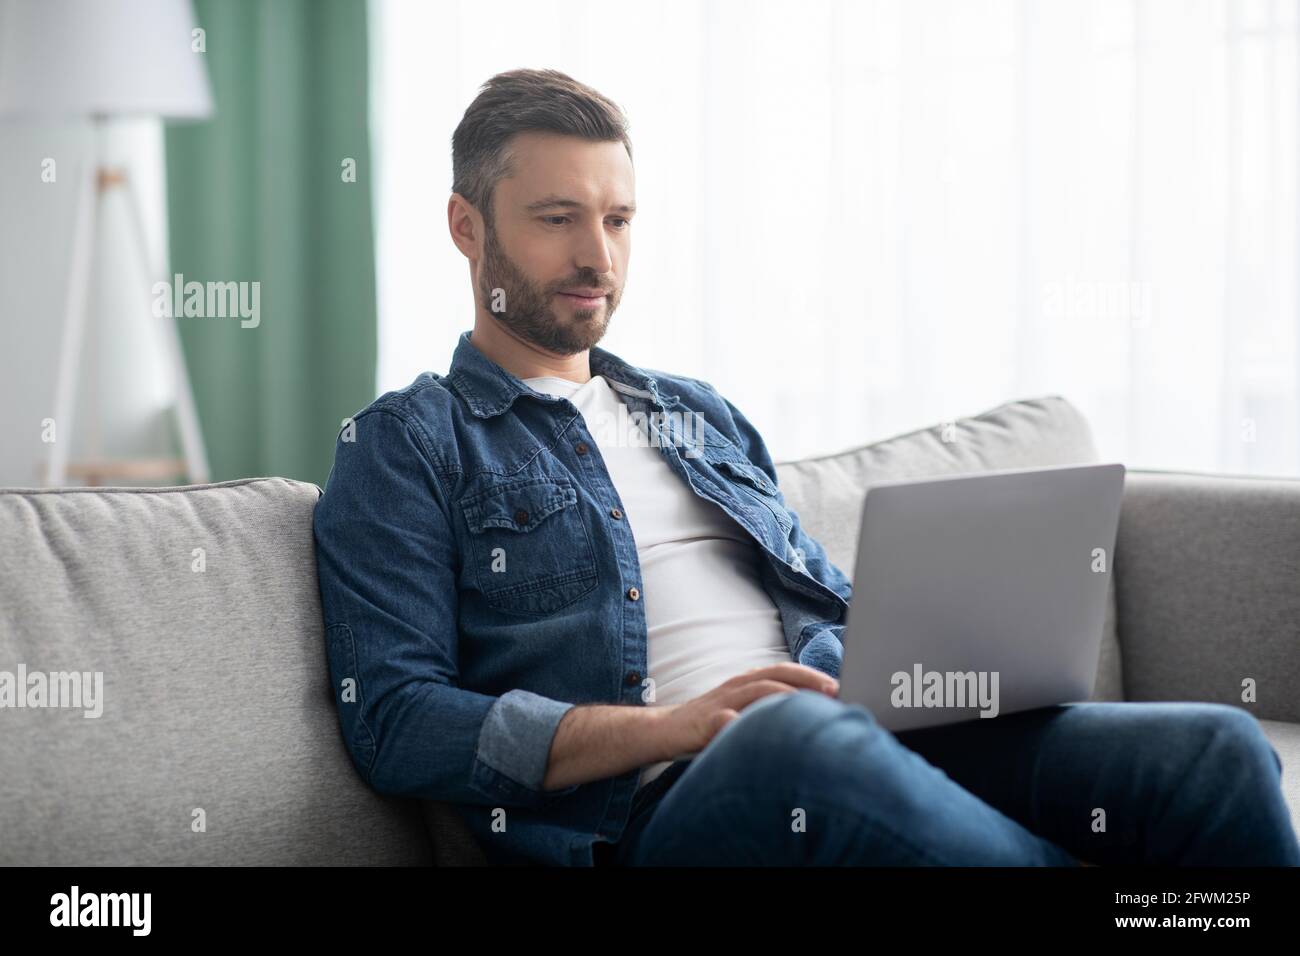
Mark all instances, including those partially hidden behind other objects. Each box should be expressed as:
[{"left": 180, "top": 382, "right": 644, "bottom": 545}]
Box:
[{"left": 312, "top": 329, "right": 853, "bottom": 866}]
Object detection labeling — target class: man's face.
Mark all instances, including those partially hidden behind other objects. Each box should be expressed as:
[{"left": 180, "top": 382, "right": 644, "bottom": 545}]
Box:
[{"left": 476, "top": 131, "right": 634, "bottom": 355}]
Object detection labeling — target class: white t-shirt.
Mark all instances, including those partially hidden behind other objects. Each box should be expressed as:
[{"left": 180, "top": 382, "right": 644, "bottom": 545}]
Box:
[{"left": 522, "top": 374, "right": 791, "bottom": 789}]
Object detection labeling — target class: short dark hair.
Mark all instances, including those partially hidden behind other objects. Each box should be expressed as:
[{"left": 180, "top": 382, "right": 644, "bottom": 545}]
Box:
[{"left": 451, "top": 68, "right": 632, "bottom": 228}]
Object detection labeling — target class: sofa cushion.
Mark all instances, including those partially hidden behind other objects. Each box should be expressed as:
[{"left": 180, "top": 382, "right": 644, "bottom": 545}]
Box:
[
  {"left": 774, "top": 394, "right": 1123, "bottom": 702},
  {"left": 0, "top": 477, "right": 432, "bottom": 865}
]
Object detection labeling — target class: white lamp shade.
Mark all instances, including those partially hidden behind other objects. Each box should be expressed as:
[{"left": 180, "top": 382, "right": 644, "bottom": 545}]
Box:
[{"left": 0, "top": 0, "right": 213, "bottom": 119}]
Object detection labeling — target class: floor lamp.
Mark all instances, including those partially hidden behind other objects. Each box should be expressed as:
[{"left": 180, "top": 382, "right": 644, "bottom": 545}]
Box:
[{"left": 0, "top": 0, "right": 214, "bottom": 487}]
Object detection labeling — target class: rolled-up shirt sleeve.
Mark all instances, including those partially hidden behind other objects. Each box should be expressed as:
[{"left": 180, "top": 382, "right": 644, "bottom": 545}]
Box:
[
  {"left": 313, "top": 407, "right": 579, "bottom": 808},
  {"left": 475, "top": 688, "right": 578, "bottom": 797}
]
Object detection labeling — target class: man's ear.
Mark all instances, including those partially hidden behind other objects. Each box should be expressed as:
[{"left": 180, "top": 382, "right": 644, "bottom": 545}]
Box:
[{"left": 448, "top": 193, "right": 483, "bottom": 260}]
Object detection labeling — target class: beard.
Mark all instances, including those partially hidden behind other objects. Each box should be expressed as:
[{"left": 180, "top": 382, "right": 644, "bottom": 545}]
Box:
[{"left": 477, "top": 220, "right": 621, "bottom": 355}]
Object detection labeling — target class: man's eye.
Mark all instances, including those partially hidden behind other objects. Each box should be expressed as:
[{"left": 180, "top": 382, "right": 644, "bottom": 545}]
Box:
[
  {"left": 609, "top": 218, "right": 630, "bottom": 229},
  {"left": 542, "top": 216, "right": 571, "bottom": 226}
]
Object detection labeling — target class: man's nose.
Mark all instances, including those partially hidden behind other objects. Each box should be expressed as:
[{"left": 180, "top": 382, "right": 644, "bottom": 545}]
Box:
[{"left": 573, "top": 222, "right": 614, "bottom": 276}]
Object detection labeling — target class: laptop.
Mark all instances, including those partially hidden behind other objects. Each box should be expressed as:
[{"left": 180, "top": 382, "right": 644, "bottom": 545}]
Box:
[{"left": 836, "top": 462, "right": 1126, "bottom": 733}]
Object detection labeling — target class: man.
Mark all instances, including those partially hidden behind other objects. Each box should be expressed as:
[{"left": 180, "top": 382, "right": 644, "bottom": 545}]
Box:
[{"left": 312, "top": 68, "right": 1300, "bottom": 867}]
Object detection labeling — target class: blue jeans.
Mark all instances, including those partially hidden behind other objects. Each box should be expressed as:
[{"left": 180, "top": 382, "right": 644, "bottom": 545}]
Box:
[{"left": 604, "top": 690, "right": 1300, "bottom": 866}]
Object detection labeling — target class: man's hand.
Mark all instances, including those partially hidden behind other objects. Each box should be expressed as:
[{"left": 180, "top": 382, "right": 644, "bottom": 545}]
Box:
[
  {"left": 659, "top": 663, "right": 840, "bottom": 759},
  {"left": 541, "top": 663, "right": 838, "bottom": 792}
]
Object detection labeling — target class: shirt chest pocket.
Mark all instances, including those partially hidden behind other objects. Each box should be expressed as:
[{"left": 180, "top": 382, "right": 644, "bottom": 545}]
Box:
[
  {"left": 704, "top": 452, "right": 794, "bottom": 539},
  {"left": 459, "top": 477, "right": 599, "bottom": 617}
]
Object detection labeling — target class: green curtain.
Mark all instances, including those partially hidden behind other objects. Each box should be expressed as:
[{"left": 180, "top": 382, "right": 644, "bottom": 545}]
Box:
[{"left": 165, "top": 0, "right": 376, "bottom": 488}]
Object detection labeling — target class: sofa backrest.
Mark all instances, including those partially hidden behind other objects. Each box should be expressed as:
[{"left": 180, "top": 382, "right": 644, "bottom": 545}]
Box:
[
  {"left": 0, "top": 477, "right": 432, "bottom": 865},
  {"left": 774, "top": 394, "right": 1123, "bottom": 702}
]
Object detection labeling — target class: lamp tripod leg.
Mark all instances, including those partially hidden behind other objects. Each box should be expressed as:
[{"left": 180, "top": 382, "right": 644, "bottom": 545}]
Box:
[{"left": 47, "top": 152, "right": 99, "bottom": 488}]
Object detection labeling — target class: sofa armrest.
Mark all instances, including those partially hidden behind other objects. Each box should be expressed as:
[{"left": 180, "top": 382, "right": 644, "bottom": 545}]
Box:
[{"left": 1115, "top": 469, "right": 1300, "bottom": 721}]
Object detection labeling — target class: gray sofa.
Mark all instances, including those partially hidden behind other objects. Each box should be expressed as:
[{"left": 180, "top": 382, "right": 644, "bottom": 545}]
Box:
[{"left": 2, "top": 394, "right": 1297, "bottom": 865}]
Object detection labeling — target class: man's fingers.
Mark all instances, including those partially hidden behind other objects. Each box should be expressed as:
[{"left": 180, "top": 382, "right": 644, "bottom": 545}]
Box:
[
  {"left": 725, "top": 679, "right": 802, "bottom": 711},
  {"left": 732, "top": 662, "right": 838, "bottom": 694}
]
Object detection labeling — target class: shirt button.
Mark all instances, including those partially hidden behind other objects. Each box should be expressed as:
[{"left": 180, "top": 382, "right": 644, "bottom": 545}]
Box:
[
  {"left": 624, "top": 671, "right": 642, "bottom": 686},
  {"left": 575, "top": 442, "right": 589, "bottom": 455},
  {"left": 627, "top": 586, "right": 640, "bottom": 600},
  {"left": 513, "top": 508, "right": 529, "bottom": 526},
  {"left": 610, "top": 507, "right": 622, "bottom": 519}
]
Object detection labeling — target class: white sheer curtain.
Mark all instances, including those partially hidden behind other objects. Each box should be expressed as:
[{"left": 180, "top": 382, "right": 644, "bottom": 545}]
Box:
[{"left": 371, "top": 0, "right": 1300, "bottom": 475}]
